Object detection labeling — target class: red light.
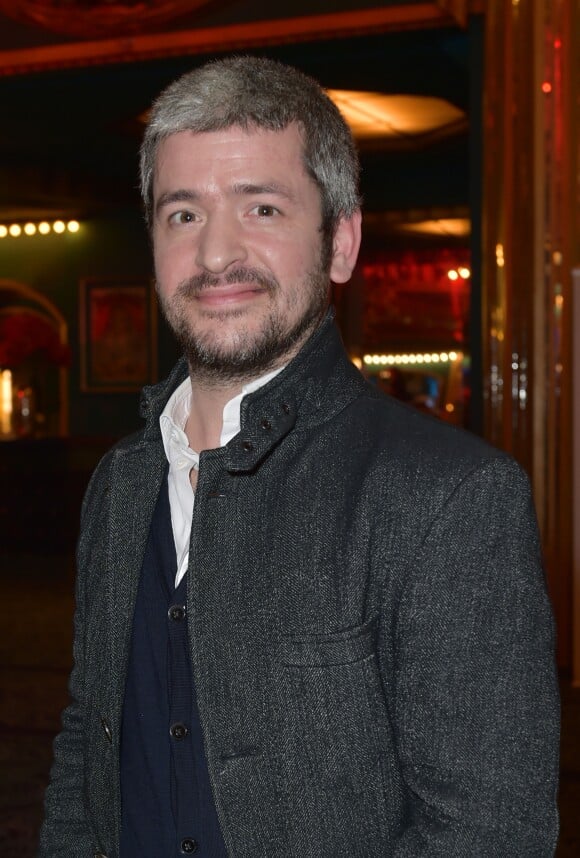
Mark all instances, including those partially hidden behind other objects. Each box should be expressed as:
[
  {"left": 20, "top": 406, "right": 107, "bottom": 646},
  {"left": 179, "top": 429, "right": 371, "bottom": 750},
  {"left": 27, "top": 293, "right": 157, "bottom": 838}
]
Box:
[
  {"left": 542, "top": 82, "right": 552, "bottom": 94},
  {"left": 554, "top": 38, "right": 562, "bottom": 49}
]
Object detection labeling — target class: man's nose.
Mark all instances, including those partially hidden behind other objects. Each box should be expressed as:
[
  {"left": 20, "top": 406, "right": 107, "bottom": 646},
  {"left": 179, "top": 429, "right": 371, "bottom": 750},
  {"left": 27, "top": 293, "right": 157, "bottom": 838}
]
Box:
[{"left": 195, "top": 212, "right": 247, "bottom": 274}]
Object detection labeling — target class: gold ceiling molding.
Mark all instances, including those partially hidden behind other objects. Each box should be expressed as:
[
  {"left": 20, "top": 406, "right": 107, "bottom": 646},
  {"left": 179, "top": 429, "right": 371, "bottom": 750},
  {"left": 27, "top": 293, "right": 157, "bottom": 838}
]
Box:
[
  {"left": 0, "top": 5, "right": 463, "bottom": 76},
  {"left": 0, "top": 1, "right": 215, "bottom": 38}
]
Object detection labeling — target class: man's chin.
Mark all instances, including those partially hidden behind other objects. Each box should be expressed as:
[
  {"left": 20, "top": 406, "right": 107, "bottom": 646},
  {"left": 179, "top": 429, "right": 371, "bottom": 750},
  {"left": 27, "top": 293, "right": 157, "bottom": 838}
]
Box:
[
  {"left": 195, "top": 304, "right": 258, "bottom": 323},
  {"left": 177, "top": 327, "right": 283, "bottom": 381}
]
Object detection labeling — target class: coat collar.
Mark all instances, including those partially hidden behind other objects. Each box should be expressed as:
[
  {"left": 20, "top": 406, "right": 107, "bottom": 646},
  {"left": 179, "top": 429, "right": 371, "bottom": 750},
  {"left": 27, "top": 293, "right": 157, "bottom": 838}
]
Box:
[{"left": 137, "top": 310, "right": 367, "bottom": 469}]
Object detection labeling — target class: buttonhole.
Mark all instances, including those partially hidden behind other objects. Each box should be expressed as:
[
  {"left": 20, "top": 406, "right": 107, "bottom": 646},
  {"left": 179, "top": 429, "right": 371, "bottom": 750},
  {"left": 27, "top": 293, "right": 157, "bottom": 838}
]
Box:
[
  {"left": 100, "top": 717, "right": 112, "bottom": 743},
  {"left": 219, "top": 746, "right": 260, "bottom": 762}
]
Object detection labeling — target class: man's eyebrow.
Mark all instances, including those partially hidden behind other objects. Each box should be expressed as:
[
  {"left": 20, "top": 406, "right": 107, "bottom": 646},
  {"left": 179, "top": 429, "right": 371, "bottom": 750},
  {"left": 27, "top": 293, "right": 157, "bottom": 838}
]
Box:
[
  {"left": 155, "top": 189, "right": 198, "bottom": 216},
  {"left": 232, "top": 182, "right": 295, "bottom": 200},
  {"left": 154, "top": 183, "right": 296, "bottom": 217}
]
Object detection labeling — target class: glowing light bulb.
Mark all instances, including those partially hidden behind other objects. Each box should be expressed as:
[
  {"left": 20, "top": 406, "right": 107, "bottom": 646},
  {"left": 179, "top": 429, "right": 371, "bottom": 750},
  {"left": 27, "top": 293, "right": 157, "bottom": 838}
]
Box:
[
  {"left": 67, "top": 220, "right": 80, "bottom": 233},
  {"left": 0, "top": 225, "right": 7, "bottom": 238},
  {"left": 1, "top": 369, "right": 12, "bottom": 435},
  {"left": 38, "top": 222, "right": 51, "bottom": 235},
  {"left": 24, "top": 222, "right": 36, "bottom": 236},
  {"left": 53, "top": 220, "right": 66, "bottom": 234},
  {"left": 9, "top": 224, "right": 21, "bottom": 237}
]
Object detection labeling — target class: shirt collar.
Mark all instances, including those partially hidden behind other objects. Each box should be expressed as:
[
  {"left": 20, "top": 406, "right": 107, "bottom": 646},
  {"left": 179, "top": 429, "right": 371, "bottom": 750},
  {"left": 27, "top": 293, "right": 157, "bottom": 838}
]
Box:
[{"left": 159, "top": 366, "right": 284, "bottom": 465}]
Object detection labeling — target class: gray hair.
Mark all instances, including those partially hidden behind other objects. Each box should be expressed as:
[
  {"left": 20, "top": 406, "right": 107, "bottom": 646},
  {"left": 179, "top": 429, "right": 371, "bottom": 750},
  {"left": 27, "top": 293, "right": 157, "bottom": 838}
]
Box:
[{"left": 140, "top": 55, "right": 360, "bottom": 233}]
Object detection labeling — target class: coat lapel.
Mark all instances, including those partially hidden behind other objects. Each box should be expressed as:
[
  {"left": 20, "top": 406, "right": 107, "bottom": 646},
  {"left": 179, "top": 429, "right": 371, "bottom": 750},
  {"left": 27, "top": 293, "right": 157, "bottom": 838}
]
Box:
[{"left": 107, "top": 437, "right": 167, "bottom": 727}]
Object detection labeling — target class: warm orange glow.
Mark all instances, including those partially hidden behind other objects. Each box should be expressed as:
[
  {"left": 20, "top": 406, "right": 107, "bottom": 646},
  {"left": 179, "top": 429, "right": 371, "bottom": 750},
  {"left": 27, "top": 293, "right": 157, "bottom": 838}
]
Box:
[
  {"left": 394, "top": 218, "right": 471, "bottom": 237},
  {"left": 326, "top": 91, "right": 466, "bottom": 139},
  {"left": 1, "top": 369, "right": 12, "bottom": 435}
]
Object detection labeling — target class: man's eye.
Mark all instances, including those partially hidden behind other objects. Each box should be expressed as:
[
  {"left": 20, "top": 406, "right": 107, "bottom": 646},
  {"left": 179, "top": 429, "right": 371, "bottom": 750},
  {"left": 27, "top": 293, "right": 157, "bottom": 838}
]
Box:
[
  {"left": 169, "top": 210, "right": 195, "bottom": 225},
  {"left": 253, "top": 204, "right": 278, "bottom": 217}
]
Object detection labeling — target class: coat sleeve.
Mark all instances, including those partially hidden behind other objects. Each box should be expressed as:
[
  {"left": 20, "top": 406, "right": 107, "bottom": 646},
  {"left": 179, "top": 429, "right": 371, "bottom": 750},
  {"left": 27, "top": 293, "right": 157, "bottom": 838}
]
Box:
[
  {"left": 37, "top": 461, "right": 110, "bottom": 856},
  {"left": 37, "top": 560, "right": 96, "bottom": 855},
  {"left": 389, "top": 456, "right": 560, "bottom": 857}
]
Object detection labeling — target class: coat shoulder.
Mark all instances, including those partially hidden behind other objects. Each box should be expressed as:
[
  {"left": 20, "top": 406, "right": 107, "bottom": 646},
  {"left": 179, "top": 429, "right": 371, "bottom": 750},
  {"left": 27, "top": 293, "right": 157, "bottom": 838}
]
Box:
[{"left": 355, "top": 385, "right": 508, "bottom": 462}]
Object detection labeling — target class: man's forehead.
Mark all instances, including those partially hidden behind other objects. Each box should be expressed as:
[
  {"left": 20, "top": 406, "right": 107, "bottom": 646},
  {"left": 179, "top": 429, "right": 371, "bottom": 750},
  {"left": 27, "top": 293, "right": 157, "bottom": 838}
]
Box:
[
  {"left": 156, "top": 122, "right": 305, "bottom": 156},
  {"left": 153, "top": 123, "right": 312, "bottom": 189}
]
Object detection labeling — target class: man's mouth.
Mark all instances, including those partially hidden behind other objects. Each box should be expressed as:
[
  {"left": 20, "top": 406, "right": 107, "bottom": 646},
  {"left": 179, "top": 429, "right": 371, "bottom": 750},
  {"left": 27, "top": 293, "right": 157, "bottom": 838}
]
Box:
[
  {"left": 178, "top": 267, "right": 278, "bottom": 306},
  {"left": 195, "top": 283, "right": 268, "bottom": 306}
]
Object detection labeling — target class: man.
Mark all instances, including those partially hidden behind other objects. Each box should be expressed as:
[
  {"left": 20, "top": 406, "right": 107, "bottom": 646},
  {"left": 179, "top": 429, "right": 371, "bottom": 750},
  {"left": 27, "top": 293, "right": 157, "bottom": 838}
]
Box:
[{"left": 40, "top": 56, "right": 559, "bottom": 857}]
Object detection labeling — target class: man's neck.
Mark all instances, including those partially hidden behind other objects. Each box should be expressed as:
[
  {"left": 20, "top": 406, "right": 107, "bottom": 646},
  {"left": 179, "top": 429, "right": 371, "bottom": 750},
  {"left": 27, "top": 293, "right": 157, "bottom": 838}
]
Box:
[
  {"left": 184, "top": 378, "right": 243, "bottom": 453},
  {"left": 182, "top": 347, "right": 297, "bottom": 452}
]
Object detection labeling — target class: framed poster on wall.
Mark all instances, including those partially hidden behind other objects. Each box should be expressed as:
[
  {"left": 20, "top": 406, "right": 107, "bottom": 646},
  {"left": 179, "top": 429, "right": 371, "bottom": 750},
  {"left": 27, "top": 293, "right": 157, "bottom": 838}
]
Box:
[{"left": 79, "top": 278, "right": 157, "bottom": 393}]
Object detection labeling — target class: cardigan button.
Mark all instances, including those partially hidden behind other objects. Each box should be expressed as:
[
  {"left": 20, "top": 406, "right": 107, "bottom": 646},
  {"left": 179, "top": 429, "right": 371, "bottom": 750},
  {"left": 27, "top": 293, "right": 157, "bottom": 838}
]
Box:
[
  {"left": 168, "top": 604, "right": 186, "bottom": 622},
  {"left": 180, "top": 838, "right": 198, "bottom": 853},
  {"left": 170, "top": 722, "right": 189, "bottom": 740}
]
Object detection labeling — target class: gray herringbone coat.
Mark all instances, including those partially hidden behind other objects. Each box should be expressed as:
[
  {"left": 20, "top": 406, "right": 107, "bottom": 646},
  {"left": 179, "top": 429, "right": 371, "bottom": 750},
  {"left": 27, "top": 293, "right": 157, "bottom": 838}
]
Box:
[{"left": 39, "top": 315, "right": 559, "bottom": 857}]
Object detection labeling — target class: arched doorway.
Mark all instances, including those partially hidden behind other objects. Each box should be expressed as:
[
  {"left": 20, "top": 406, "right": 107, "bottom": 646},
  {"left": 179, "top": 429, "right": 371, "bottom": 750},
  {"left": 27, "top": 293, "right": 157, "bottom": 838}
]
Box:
[{"left": 0, "top": 279, "right": 69, "bottom": 437}]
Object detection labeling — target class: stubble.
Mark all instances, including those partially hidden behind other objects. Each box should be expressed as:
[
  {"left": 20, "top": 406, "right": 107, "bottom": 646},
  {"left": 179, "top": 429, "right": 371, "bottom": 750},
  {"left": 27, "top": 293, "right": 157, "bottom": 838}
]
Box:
[{"left": 157, "top": 262, "right": 331, "bottom": 386}]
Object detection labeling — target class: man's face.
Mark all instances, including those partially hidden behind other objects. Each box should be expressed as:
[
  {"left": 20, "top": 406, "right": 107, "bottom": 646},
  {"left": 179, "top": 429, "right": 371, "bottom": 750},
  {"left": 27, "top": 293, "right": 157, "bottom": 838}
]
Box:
[{"left": 152, "top": 123, "right": 355, "bottom": 383}]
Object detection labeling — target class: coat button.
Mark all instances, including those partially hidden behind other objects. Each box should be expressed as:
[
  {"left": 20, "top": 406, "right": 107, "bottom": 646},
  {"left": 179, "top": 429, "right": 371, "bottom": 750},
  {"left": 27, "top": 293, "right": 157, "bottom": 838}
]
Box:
[
  {"left": 168, "top": 604, "right": 186, "bottom": 621},
  {"left": 241, "top": 440, "right": 254, "bottom": 452},
  {"left": 100, "top": 717, "right": 112, "bottom": 744},
  {"left": 180, "top": 838, "right": 198, "bottom": 853},
  {"left": 170, "top": 722, "right": 189, "bottom": 740},
  {"left": 261, "top": 418, "right": 272, "bottom": 430}
]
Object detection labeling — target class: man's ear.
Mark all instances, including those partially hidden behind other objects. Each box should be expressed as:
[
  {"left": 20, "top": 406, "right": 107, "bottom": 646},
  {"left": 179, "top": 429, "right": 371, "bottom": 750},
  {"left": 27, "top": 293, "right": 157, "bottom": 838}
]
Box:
[{"left": 329, "top": 209, "right": 362, "bottom": 284}]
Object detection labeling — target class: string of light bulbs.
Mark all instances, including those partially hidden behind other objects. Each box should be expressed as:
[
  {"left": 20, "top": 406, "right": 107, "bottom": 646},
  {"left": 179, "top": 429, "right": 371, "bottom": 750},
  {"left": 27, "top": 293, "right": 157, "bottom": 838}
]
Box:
[
  {"left": 363, "top": 351, "right": 461, "bottom": 367},
  {"left": 0, "top": 220, "right": 80, "bottom": 238}
]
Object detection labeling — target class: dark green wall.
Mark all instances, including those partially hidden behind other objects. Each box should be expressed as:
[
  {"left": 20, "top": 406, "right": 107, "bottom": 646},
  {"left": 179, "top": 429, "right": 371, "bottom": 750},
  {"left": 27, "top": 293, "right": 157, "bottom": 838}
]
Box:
[{"left": 1, "top": 209, "right": 180, "bottom": 438}]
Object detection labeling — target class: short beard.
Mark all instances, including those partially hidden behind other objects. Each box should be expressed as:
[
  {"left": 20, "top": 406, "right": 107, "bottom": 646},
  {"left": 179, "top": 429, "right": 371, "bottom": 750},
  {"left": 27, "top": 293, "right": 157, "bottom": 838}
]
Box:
[{"left": 158, "top": 261, "right": 331, "bottom": 387}]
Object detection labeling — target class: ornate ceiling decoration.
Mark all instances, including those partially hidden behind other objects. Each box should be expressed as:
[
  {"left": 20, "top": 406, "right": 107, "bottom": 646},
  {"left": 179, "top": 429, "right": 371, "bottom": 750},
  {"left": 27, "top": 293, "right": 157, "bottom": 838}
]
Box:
[{"left": 0, "top": 1, "right": 216, "bottom": 39}]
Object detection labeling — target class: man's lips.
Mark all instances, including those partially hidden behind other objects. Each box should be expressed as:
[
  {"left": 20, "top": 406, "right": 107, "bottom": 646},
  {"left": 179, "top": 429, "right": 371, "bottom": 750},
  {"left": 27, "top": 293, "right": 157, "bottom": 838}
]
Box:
[{"left": 194, "top": 283, "right": 268, "bottom": 306}]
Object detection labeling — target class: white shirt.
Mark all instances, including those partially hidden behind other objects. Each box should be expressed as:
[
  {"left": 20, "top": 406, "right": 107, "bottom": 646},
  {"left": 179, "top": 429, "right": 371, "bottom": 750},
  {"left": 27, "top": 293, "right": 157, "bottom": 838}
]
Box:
[{"left": 160, "top": 368, "right": 283, "bottom": 587}]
